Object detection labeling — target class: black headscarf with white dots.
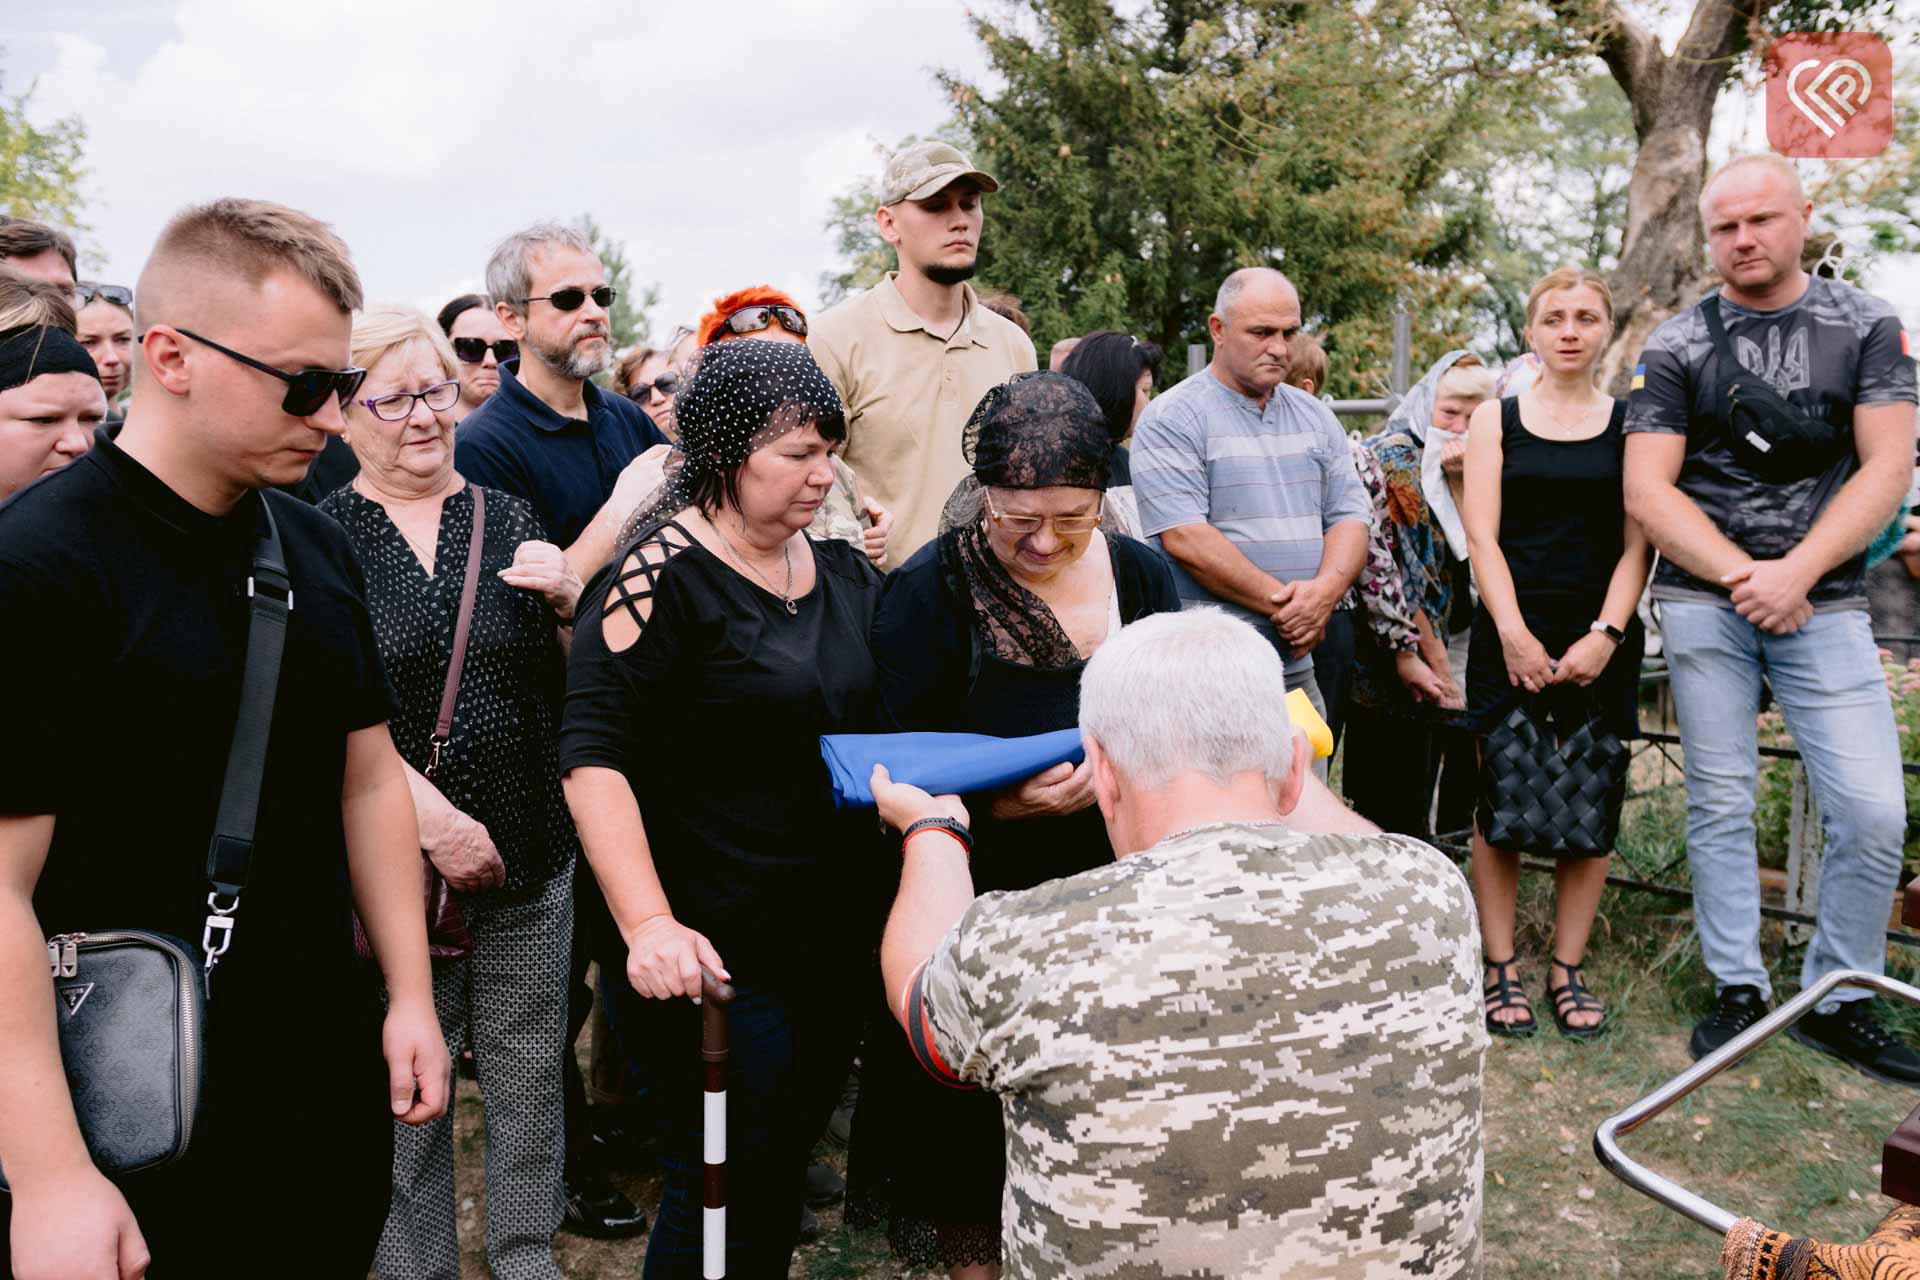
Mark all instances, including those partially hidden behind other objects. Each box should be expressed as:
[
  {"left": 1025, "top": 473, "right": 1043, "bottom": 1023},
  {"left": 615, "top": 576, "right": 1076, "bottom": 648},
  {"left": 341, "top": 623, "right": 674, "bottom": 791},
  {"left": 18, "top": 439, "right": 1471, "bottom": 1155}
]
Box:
[{"left": 616, "top": 338, "right": 845, "bottom": 545}]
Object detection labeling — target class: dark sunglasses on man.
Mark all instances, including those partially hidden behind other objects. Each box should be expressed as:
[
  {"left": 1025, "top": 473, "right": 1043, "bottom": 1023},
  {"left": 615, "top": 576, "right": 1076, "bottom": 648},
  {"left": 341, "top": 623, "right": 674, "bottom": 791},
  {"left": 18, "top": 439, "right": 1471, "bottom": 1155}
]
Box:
[
  {"left": 516, "top": 286, "right": 616, "bottom": 312},
  {"left": 76, "top": 283, "right": 134, "bottom": 307},
  {"left": 719, "top": 305, "right": 807, "bottom": 340},
  {"left": 451, "top": 337, "right": 518, "bottom": 365},
  {"left": 165, "top": 328, "right": 368, "bottom": 417},
  {"left": 627, "top": 370, "right": 681, "bottom": 403}
]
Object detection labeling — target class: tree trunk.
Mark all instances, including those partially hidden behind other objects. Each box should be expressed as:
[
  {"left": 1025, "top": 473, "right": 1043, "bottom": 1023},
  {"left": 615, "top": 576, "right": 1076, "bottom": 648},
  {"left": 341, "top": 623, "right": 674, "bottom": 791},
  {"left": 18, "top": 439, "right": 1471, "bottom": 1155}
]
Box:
[{"left": 1578, "top": 0, "right": 1759, "bottom": 393}]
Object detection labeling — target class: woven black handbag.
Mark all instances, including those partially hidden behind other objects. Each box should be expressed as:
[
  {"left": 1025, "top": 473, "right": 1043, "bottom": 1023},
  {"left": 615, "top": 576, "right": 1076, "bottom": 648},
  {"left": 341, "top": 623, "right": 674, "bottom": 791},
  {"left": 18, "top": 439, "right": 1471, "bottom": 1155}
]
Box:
[{"left": 1476, "top": 692, "right": 1629, "bottom": 857}]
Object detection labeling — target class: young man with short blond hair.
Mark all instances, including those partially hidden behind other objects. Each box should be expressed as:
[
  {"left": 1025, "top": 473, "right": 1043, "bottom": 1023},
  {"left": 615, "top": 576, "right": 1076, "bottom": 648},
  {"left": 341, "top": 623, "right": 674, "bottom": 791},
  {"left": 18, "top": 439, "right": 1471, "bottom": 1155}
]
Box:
[{"left": 0, "top": 197, "right": 448, "bottom": 1275}]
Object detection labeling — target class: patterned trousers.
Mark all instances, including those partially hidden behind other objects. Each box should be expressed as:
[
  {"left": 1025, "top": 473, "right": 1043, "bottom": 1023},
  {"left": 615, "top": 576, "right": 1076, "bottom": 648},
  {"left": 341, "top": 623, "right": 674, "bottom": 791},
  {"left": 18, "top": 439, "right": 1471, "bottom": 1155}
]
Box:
[{"left": 373, "top": 865, "right": 574, "bottom": 1280}]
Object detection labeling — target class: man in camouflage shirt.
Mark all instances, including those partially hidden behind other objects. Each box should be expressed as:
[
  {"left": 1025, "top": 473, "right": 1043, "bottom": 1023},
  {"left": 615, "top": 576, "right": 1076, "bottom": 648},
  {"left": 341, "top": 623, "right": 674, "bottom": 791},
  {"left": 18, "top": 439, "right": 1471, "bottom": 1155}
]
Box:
[
  {"left": 873, "top": 609, "right": 1487, "bottom": 1278},
  {"left": 1625, "top": 154, "right": 1918, "bottom": 1082}
]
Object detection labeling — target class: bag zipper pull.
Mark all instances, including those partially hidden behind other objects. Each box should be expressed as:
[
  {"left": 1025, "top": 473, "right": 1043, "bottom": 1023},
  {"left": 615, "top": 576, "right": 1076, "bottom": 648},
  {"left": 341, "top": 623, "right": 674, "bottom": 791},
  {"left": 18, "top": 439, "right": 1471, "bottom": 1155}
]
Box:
[{"left": 46, "top": 934, "right": 81, "bottom": 977}]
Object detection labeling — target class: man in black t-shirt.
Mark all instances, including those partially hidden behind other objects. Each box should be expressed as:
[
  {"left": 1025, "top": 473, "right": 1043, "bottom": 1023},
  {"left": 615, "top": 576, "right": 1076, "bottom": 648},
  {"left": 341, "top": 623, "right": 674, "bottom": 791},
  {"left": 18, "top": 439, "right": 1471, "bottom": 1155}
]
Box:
[
  {"left": 1625, "top": 154, "right": 1919, "bottom": 1082},
  {"left": 0, "top": 199, "right": 449, "bottom": 1276}
]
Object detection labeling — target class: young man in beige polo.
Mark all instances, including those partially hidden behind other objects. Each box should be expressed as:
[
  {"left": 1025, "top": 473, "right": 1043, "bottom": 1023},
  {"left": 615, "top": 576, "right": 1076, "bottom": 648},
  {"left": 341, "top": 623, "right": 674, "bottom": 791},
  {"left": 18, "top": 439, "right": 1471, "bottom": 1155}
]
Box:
[{"left": 810, "top": 141, "right": 1038, "bottom": 569}]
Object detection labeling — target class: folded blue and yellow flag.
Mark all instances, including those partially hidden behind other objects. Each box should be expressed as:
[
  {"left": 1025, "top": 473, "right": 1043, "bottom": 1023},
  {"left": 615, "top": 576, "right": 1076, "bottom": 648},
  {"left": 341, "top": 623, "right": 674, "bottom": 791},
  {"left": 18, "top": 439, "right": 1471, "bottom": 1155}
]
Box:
[{"left": 819, "top": 728, "right": 1086, "bottom": 809}]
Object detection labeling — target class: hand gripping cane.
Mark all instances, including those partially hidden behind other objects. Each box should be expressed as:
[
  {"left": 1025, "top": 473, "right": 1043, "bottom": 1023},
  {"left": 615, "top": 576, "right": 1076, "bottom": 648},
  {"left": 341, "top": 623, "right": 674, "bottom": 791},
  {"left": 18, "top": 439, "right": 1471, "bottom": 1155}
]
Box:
[{"left": 698, "top": 966, "right": 737, "bottom": 1279}]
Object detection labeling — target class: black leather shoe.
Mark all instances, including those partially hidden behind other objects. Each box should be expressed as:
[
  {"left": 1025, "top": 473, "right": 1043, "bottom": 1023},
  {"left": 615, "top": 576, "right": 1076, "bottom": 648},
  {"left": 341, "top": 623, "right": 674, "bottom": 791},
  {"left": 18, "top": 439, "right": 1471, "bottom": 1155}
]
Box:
[
  {"left": 797, "top": 1204, "right": 822, "bottom": 1244},
  {"left": 589, "top": 1105, "right": 658, "bottom": 1171},
  {"left": 561, "top": 1173, "right": 649, "bottom": 1239},
  {"left": 1789, "top": 998, "right": 1920, "bottom": 1088},
  {"left": 1689, "top": 985, "right": 1769, "bottom": 1061},
  {"left": 804, "top": 1161, "right": 846, "bottom": 1209}
]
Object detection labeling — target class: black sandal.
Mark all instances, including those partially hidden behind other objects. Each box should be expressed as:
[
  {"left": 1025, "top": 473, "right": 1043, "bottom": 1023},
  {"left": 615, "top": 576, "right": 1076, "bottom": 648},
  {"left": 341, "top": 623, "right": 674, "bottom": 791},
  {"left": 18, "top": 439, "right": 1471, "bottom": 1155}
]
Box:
[
  {"left": 1484, "top": 956, "right": 1538, "bottom": 1038},
  {"left": 1547, "top": 958, "right": 1609, "bottom": 1041}
]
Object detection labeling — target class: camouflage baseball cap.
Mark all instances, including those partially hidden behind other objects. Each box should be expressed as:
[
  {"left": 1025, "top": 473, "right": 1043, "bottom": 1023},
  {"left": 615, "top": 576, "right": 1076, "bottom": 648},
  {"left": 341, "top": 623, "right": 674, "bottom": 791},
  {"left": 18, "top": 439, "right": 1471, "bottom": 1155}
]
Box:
[{"left": 879, "top": 141, "right": 1000, "bottom": 206}]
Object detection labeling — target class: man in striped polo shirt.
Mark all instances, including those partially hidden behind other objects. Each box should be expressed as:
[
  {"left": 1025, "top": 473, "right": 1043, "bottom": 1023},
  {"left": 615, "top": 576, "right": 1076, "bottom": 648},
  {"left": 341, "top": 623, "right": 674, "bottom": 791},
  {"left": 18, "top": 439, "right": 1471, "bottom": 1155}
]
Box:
[{"left": 1132, "top": 267, "right": 1368, "bottom": 728}]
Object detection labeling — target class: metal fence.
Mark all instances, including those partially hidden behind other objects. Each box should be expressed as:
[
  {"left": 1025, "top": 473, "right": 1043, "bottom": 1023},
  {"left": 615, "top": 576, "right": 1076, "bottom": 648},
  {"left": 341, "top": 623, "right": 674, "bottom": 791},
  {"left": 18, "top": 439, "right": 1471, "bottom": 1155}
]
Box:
[{"left": 1428, "top": 650, "right": 1920, "bottom": 949}]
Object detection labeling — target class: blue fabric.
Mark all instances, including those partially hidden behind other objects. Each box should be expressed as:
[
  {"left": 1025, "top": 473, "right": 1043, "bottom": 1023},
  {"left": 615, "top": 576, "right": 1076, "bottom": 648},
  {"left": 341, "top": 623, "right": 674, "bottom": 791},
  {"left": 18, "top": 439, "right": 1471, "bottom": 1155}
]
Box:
[{"left": 820, "top": 728, "right": 1085, "bottom": 808}]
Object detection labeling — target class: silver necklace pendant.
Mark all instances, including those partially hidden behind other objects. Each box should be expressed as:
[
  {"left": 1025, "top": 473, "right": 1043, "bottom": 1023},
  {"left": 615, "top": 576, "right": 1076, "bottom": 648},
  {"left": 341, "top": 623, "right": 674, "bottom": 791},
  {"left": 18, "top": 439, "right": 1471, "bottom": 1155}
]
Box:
[{"left": 784, "top": 597, "right": 798, "bottom": 616}]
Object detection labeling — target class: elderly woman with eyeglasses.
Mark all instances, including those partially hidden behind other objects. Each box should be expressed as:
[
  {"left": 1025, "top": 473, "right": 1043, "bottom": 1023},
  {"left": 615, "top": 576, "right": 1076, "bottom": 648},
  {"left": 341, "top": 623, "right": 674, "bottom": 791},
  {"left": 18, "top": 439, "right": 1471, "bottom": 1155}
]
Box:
[
  {"left": 318, "top": 305, "right": 585, "bottom": 1280},
  {"left": 848, "top": 372, "right": 1179, "bottom": 1279}
]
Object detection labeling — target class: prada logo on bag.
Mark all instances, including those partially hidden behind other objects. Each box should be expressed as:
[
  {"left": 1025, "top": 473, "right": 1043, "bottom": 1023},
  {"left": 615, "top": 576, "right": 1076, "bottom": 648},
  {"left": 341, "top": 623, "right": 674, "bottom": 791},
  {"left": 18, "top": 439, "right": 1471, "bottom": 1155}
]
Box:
[{"left": 57, "top": 983, "right": 95, "bottom": 1017}]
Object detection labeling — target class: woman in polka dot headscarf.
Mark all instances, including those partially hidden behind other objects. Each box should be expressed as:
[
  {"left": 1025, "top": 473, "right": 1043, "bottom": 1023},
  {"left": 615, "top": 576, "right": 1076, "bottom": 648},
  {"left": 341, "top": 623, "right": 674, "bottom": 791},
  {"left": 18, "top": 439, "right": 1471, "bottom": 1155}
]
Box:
[{"left": 560, "top": 337, "right": 886, "bottom": 1276}]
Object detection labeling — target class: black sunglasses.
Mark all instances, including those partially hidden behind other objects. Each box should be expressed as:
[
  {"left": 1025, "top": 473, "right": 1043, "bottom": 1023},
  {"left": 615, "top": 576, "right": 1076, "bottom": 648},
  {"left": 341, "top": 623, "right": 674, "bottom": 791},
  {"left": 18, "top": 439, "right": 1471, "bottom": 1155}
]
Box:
[
  {"left": 451, "top": 336, "right": 518, "bottom": 365},
  {"left": 516, "top": 286, "right": 616, "bottom": 312},
  {"left": 76, "top": 283, "right": 134, "bottom": 307},
  {"left": 172, "top": 328, "right": 367, "bottom": 417},
  {"left": 627, "top": 370, "right": 682, "bottom": 402},
  {"left": 720, "top": 305, "right": 807, "bottom": 339}
]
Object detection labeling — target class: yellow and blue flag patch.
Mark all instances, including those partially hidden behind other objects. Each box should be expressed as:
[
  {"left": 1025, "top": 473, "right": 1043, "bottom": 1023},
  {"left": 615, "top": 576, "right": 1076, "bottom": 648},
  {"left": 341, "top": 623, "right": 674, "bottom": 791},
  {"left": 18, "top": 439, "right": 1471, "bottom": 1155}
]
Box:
[{"left": 1630, "top": 362, "right": 1646, "bottom": 391}]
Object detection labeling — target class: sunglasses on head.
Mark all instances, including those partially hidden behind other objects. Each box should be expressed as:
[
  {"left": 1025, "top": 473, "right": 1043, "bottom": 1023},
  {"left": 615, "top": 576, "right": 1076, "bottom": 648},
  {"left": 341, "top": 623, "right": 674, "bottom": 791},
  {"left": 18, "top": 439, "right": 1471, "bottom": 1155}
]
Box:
[
  {"left": 451, "top": 336, "right": 518, "bottom": 365},
  {"left": 627, "top": 370, "right": 681, "bottom": 403},
  {"left": 171, "top": 328, "right": 367, "bottom": 417},
  {"left": 76, "top": 283, "right": 134, "bottom": 307},
  {"left": 516, "top": 286, "right": 616, "bottom": 312},
  {"left": 720, "top": 305, "right": 807, "bottom": 339}
]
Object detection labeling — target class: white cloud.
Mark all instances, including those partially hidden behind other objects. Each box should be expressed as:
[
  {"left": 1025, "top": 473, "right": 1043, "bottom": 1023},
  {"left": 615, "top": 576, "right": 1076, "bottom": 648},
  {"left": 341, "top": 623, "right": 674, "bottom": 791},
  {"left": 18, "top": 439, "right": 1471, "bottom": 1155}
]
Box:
[{"left": 17, "top": 0, "right": 992, "bottom": 336}]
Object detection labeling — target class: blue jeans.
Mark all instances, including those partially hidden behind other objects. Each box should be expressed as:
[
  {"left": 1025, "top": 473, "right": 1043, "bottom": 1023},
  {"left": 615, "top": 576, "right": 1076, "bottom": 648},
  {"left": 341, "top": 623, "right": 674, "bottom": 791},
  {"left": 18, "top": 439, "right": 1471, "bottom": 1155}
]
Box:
[{"left": 1662, "top": 602, "right": 1905, "bottom": 1005}]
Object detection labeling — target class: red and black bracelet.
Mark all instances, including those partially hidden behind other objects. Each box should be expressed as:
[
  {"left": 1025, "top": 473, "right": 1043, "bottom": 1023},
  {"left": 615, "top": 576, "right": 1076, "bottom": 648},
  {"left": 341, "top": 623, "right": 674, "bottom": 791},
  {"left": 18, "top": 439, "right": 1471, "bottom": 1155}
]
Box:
[{"left": 902, "top": 816, "right": 973, "bottom": 857}]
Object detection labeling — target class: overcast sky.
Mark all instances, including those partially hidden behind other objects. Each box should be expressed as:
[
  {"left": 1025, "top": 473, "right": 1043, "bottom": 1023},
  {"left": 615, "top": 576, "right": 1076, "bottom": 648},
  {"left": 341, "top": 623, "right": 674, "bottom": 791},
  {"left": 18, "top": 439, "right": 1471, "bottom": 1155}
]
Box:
[{"left": 8, "top": 2, "right": 1918, "bottom": 341}]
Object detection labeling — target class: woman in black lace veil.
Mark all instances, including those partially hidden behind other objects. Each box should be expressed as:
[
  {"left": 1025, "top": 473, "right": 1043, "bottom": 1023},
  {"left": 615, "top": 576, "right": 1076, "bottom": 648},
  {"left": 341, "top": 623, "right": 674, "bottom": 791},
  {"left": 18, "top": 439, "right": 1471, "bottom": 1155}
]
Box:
[{"left": 848, "top": 373, "right": 1180, "bottom": 1275}]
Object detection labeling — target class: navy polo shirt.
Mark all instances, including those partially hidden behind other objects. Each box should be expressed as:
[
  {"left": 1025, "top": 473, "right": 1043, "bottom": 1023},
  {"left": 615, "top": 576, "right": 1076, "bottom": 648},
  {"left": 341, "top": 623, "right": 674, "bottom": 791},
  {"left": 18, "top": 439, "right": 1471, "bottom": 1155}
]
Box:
[{"left": 452, "top": 359, "right": 667, "bottom": 547}]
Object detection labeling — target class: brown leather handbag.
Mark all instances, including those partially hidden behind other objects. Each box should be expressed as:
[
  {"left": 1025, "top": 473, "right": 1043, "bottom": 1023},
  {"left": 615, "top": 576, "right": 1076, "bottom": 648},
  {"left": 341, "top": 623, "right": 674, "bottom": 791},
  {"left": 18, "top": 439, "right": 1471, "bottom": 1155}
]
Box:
[{"left": 355, "top": 487, "right": 487, "bottom": 963}]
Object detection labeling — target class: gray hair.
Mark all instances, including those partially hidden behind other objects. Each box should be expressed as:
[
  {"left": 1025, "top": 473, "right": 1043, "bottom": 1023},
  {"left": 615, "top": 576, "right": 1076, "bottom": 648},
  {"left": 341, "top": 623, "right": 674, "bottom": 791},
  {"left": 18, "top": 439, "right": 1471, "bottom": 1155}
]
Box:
[
  {"left": 1080, "top": 609, "right": 1295, "bottom": 790},
  {"left": 1213, "top": 267, "right": 1293, "bottom": 325},
  {"left": 485, "top": 221, "right": 595, "bottom": 319}
]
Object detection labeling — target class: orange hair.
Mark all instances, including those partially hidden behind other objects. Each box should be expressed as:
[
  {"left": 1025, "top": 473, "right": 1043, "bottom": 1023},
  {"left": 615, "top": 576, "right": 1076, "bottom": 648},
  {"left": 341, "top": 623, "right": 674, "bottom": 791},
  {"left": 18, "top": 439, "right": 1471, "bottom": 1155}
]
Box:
[{"left": 697, "top": 284, "right": 806, "bottom": 348}]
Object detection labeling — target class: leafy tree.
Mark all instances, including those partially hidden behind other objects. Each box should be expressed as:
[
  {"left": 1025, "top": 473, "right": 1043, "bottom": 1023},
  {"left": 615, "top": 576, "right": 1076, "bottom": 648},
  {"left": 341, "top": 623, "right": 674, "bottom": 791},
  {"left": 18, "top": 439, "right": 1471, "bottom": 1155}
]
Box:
[
  {"left": 575, "top": 212, "right": 660, "bottom": 351},
  {"left": 0, "top": 68, "right": 89, "bottom": 235},
  {"left": 853, "top": 1, "right": 1541, "bottom": 397},
  {"left": 1444, "top": 73, "right": 1636, "bottom": 360},
  {"left": 1536, "top": 0, "right": 1913, "bottom": 389}
]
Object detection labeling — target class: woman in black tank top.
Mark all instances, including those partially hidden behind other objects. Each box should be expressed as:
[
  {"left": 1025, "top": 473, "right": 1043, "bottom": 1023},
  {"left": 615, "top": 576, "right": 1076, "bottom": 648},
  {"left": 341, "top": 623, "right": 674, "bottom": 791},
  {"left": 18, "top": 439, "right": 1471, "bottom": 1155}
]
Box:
[{"left": 1461, "top": 269, "right": 1654, "bottom": 1042}]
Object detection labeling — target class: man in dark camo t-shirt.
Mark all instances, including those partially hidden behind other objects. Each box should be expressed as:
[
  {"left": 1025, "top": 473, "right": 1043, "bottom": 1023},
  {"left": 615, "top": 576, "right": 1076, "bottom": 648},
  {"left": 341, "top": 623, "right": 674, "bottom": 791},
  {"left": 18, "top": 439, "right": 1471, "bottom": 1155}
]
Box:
[{"left": 1625, "top": 153, "right": 1918, "bottom": 1084}]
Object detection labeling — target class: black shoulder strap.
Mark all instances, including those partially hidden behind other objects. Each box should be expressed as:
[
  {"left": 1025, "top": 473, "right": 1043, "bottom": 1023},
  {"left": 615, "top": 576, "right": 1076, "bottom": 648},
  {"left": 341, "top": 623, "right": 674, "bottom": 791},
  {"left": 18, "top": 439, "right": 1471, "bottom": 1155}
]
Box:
[
  {"left": 1700, "top": 296, "right": 1740, "bottom": 374},
  {"left": 200, "top": 496, "right": 292, "bottom": 977}
]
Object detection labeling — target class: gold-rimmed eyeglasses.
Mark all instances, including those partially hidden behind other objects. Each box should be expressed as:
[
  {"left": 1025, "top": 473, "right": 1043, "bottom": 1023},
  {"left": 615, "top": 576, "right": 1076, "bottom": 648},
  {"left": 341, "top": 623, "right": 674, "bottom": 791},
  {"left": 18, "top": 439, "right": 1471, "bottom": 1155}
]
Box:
[{"left": 984, "top": 489, "right": 1104, "bottom": 536}]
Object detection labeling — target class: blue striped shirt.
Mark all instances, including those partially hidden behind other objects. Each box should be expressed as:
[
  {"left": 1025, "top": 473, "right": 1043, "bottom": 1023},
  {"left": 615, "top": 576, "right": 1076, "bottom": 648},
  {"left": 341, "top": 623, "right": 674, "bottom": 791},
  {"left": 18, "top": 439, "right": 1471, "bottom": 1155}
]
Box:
[{"left": 1132, "top": 369, "right": 1367, "bottom": 634}]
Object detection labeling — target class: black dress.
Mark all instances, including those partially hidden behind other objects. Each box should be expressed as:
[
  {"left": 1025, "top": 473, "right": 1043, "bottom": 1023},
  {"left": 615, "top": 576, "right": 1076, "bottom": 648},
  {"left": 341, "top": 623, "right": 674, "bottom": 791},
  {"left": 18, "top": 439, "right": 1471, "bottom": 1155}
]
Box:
[
  {"left": 319, "top": 483, "right": 577, "bottom": 891},
  {"left": 1466, "top": 398, "right": 1644, "bottom": 842},
  {"left": 560, "top": 521, "right": 884, "bottom": 1277},
  {"left": 850, "top": 529, "right": 1181, "bottom": 1268}
]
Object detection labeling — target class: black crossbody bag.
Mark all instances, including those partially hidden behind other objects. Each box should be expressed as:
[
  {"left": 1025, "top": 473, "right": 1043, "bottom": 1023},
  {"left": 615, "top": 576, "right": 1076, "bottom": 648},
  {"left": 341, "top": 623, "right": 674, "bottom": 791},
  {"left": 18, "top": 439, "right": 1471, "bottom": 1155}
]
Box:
[
  {"left": 0, "top": 501, "right": 291, "bottom": 1190},
  {"left": 1702, "top": 295, "right": 1852, "bottom": 482}
]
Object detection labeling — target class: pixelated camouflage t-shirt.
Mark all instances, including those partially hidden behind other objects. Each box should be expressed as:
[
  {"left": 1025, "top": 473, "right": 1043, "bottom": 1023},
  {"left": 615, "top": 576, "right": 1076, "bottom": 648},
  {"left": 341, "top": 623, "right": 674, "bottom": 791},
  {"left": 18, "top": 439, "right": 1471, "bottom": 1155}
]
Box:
[
  {"left": 1624, "top": 277, "right": 1916, "bottom": 609},
  {"left": 908, "top": 821, "right": 1488, "bottom": 1279}
]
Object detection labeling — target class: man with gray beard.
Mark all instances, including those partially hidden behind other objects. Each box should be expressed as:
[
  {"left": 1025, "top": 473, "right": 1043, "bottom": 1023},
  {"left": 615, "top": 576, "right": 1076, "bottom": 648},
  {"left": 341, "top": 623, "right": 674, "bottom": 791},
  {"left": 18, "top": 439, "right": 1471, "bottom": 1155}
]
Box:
[
  {"left": 452, "top": 221, "right": 668, "bottom": 1241},
  {"left": 454, "top": 222, "right": 669, "bottom": 584}
]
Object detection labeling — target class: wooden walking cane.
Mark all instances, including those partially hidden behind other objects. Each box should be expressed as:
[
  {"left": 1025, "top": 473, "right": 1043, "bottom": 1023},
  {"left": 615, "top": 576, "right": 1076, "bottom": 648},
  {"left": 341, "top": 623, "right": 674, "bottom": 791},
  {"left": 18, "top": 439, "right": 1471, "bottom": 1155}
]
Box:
[{"left": 699, "top": 966, "right": 736, "bottom": 1280}]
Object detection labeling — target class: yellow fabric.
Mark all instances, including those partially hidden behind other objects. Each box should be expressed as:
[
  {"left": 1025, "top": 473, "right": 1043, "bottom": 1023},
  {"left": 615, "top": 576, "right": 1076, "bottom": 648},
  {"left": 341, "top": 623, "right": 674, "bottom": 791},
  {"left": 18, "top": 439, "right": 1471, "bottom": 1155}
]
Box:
[
  {"left": 1723, "top": 1204, "right": 1920, "bottom": 1280},
  {"left": 1287, "top": 688, "right": 1335, "bottom": 759},
  {"left": 810, "top": 273, "right": 1038, "bottom": 569}
]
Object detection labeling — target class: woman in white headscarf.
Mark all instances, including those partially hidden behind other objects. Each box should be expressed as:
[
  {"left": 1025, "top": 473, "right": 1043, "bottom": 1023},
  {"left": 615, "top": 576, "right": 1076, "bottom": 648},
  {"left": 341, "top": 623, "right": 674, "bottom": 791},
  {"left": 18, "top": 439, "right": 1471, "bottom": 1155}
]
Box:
[{"left": 1341, "top": 351, "right": 1494, "bottom": 835}]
